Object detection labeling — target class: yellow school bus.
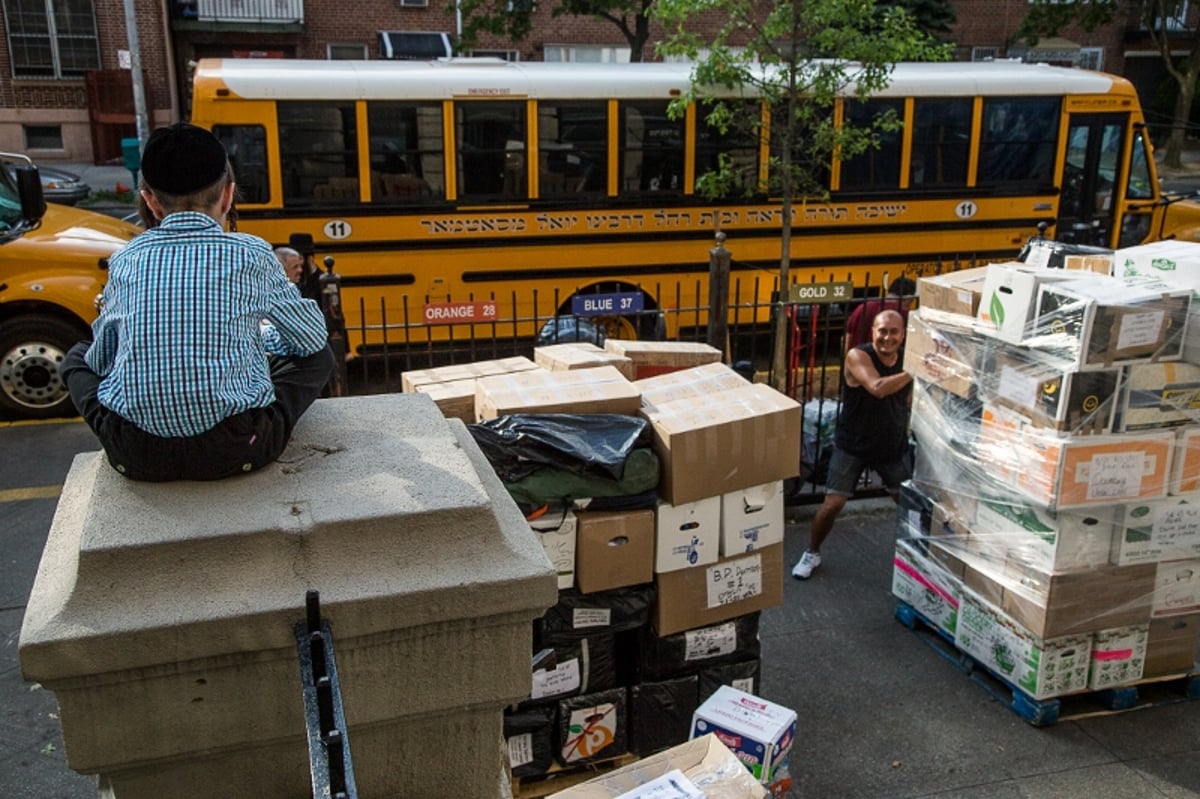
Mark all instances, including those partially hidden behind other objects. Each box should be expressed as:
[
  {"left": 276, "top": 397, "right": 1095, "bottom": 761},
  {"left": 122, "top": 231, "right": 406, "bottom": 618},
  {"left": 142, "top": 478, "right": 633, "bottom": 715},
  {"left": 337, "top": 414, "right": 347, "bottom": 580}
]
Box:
[
  {"left": 188, "top": 57, "right": 1200, "bottom": 352},
  {"left": 0, "top": 155, "right": 138, "bottom": 419}
]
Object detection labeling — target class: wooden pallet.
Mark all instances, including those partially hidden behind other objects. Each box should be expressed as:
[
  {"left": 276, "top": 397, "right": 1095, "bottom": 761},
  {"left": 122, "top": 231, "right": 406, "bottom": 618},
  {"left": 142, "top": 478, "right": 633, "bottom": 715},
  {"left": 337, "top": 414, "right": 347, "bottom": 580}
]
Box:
[
  {"left": 512, "top": 752, "right": 639, "bottom": 799},
  {"left": 895, "top": 600, "right": 1200, "bottom": 727}
]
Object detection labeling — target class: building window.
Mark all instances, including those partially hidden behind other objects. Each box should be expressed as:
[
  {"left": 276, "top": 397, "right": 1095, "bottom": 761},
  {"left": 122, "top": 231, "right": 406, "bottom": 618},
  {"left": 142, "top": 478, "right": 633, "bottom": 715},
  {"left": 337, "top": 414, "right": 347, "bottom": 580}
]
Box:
[
  {"left": 544, "top": 44, "right": 630, "bottom": 63},
  {"left": 1079, "top": 47, "right": 1104, "bottom": 71},
  {"left": 328, "top": 43, "right": 368, "bottom": 60},
  {"left": 24, "top": 124, "right": 62, "bottom": 149},
  {"left": 3, "top": 0, "right": 100, "bottom": 79},
  {"left": 471, "top": 49, "right": 519, "bottom": 62},
  {"left": 971, "top": 47, "right": 999, "bottom": 62}
]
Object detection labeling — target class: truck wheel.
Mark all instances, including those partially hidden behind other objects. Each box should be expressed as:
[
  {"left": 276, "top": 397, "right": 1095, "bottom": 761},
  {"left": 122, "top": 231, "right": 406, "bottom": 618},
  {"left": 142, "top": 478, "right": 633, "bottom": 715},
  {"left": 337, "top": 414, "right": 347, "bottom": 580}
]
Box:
[{"left": 0, "top": 316, "right": 84, "bottom": 419}]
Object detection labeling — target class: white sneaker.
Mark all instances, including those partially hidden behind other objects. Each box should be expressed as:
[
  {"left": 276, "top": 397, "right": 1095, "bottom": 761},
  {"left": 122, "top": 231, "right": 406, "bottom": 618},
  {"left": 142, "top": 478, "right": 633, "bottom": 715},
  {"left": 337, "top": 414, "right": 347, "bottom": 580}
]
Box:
[{"left": 792, "top": 550, "right": 821, "bottom": 579}]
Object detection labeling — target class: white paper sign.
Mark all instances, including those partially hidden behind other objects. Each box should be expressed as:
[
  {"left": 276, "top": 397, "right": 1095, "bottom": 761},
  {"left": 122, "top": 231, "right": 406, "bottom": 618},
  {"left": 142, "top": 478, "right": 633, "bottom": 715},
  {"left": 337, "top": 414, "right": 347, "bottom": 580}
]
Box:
[
  {"left": 573, "top": 607, "right": 611, "bottom": 629},
  {"left": 1086, "top": 451, "right": 1146, "bottom": 500},
  {"left": 683, "top": 621, "right": 737, "bottom": 661},
  {"left": 507, "top": 733, "right": 534, "bottom": 768},
  {"left": 530, "top": 658, "right": 581, "bottom": 700},
  {"left": 1153, "top": 504, "right": 1200, "bottom": 546},
  {"left": 614, "top": 769, "right": 704, "bottom": 799},
  {"left": 705, "top": 553, "right": 764, "bottom": 608},
  {"left": 1116, "top": 310, "right": 1165, "bottom": 351},
  {"left": 997, "top": 364, "right": 1040, "bottom": 409}
]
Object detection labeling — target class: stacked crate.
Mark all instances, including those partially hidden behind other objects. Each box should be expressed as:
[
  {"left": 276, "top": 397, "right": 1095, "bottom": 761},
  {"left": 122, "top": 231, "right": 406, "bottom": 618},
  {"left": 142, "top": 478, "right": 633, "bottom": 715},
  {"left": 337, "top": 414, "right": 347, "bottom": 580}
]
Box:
[{"left": 897, "top": 253, "right": 1200, "bottom": 701}]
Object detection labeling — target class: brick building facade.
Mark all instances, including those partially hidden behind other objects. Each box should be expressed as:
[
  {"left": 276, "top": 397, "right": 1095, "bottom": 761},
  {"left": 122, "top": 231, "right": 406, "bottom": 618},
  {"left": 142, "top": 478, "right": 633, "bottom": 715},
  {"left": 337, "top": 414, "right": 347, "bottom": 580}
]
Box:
[{"left": 0, "top": 0, "right": 1189, "bottom": 163}]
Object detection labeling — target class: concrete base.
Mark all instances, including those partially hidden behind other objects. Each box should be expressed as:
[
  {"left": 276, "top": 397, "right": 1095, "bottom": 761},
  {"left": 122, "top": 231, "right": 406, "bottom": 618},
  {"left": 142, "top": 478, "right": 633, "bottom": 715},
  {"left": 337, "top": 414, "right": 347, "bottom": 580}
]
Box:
[{"left": 20, "top": 394, "right": 556, "bottom": 797}]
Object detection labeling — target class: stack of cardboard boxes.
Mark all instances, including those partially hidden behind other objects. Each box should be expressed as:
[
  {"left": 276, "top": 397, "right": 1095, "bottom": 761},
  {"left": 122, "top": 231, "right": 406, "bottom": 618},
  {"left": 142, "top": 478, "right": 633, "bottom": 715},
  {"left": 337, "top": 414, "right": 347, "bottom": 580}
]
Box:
[
  {"left": 897, "top": 245, "right": 1200, "bottom": 702},
  {"left": 401, "top": 340, "right": 800, "bottom": 788}
]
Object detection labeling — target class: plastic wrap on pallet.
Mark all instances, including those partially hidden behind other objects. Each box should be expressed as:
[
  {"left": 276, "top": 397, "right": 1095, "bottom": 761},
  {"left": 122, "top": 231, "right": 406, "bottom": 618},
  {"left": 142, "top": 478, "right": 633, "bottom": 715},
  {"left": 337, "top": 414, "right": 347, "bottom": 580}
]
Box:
[
  {"left": 628, "top": 674, "right": 700, "bottom": 757},
  {"left": 522, "top": 634, "right": 618, "bottom": 707},
  {"left": 556, "top": 687, "right": 629, "bottom": 766},
  {"left": 505, "top": 704, "right": 556, "bottom": 778},
  {"left": 633, "top": 613, "right": 761, "bottom": 682},
  {"left": 697, "top": 658, "right": 762, "bottom": 704},
  {"left": 898, "top": 260, "right": 1200, "bottom": 696},
  {"left": 539, "top": 585, "right": 656, "bottom": 642}
]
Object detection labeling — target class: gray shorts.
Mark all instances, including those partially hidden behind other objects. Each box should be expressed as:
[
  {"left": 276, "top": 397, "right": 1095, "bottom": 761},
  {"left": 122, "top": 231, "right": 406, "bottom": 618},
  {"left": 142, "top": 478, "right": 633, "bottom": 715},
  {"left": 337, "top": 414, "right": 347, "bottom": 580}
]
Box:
[{"left": 825, "top": 445, "right": 911, "bottom": 497}]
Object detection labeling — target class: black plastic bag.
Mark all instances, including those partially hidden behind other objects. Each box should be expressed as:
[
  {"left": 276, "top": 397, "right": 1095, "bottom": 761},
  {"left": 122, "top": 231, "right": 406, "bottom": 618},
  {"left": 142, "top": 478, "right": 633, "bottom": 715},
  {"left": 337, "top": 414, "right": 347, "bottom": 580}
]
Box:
[{"left": 469, "top": 413, "right": 650, "bottom": 483}]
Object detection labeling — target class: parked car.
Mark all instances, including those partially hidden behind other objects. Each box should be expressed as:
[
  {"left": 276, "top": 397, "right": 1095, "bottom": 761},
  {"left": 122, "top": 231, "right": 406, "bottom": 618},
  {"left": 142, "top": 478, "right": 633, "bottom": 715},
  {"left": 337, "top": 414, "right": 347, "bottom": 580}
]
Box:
[{"left": 2, "top": 161, "right": 91, "bottom": 205}]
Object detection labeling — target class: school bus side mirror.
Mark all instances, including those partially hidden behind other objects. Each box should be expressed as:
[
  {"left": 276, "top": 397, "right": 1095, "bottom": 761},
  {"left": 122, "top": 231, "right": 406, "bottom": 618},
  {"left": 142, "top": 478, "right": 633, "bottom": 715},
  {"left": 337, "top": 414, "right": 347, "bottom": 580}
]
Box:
[{"left": 14, "top": 165, "right": 46, "bottom": 223}]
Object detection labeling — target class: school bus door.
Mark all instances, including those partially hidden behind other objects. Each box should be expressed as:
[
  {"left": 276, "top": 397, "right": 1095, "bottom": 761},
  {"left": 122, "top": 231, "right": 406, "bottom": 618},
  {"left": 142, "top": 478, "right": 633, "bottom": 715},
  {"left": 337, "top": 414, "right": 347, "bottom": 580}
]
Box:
[{"left": 1057, "top": 113, "right": 1127, "bottom": 248}]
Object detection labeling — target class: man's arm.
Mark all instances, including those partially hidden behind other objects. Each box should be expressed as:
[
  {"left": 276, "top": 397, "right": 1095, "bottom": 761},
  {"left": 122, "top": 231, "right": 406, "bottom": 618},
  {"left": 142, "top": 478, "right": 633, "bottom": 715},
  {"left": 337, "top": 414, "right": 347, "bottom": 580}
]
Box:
[{"left": 843, "top": 348, "right": 911, "bottom": 399}]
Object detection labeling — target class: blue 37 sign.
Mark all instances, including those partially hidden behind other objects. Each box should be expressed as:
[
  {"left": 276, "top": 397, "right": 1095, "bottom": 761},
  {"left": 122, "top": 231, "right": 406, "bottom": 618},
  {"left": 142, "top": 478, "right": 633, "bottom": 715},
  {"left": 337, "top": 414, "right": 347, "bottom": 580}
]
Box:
[{"left": 571, "top": 292, "right": 644, "bottom": 316}]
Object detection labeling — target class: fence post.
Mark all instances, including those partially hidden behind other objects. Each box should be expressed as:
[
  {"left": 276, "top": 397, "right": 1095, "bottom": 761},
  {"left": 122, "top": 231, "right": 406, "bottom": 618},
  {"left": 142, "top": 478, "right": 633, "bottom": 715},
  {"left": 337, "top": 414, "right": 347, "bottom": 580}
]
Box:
[{"left": 707, "top": 231, "right": 731, "bottom": 360}]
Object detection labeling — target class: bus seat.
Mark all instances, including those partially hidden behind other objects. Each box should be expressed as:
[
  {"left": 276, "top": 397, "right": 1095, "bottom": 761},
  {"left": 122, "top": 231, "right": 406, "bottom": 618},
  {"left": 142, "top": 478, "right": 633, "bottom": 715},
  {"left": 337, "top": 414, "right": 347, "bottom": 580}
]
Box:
[{"left": 315, "top": 177, "right": 358, "bottom": 200}]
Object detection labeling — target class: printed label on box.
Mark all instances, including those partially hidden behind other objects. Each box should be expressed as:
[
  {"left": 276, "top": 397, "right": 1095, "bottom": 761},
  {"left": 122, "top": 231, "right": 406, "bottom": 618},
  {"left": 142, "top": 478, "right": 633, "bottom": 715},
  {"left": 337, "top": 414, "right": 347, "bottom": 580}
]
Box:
[
  {"left": 507, "top": 733, "right": 534, "bottom": 769},
  {"left": 562, "top": 703, "right": 619, "bottom": 763},
  {"left": 705, "top": 553, "right": 764, "bottom": 608},
  {"left": 531, "top": 658, "right": 581, "bottom": 700},
  {"left": 683, "top": 621, "right": 737, "bottom": 661},
  {"left": 573, "top": 608, "right": 612, "bottom": 629}
]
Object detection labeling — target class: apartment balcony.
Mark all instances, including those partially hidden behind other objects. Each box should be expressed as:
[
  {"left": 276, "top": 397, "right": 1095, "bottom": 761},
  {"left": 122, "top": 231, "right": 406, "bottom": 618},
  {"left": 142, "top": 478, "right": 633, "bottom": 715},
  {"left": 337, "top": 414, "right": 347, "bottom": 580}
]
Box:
[{"left": 171, "top": 0, "right": 304, "bottom": 33}]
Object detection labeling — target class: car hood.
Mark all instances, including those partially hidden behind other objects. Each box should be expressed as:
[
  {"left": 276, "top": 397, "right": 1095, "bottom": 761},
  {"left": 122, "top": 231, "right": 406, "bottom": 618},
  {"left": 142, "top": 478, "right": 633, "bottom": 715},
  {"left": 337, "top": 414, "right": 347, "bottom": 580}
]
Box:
[{"left": 8, "top": 204, "right": 138, "bottom": 258}]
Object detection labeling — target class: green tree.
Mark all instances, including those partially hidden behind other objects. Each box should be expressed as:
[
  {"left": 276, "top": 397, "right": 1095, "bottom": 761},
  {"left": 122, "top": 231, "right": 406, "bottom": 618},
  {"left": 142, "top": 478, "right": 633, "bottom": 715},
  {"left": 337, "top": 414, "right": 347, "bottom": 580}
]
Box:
[
  {"left": 880, "top": 0, "right": 956, "bottom": 39},
  {"left": 456, "top": 0, "right": 657, "bottom": 62},
  {"left": 653, "top": 0, "right": 948, "bottom": 389},
  {"left": 1019, "top": 0, "right": 1199, "bottom": 168}
]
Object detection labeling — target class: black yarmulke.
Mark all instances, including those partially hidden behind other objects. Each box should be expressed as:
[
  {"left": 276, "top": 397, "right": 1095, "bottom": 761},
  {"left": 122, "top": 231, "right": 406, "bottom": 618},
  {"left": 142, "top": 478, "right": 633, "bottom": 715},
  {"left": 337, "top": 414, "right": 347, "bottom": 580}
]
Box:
[{"left": 140, "top": 123, "right": 228, "bottom": 195}]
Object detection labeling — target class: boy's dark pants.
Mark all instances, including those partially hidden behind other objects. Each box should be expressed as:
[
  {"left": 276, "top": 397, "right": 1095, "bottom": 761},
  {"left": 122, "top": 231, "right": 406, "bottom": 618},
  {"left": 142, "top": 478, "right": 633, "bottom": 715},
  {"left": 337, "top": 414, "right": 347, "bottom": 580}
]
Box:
[{"left": 62, "top": 342, "right": 336, "bottom": 482}]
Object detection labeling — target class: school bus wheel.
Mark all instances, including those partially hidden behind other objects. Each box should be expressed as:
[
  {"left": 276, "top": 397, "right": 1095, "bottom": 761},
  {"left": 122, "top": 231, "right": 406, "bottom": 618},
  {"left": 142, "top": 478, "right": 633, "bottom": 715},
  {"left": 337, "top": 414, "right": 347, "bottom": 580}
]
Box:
[{"left": 0, "top": 315, "right": 81, "bottom": 419}]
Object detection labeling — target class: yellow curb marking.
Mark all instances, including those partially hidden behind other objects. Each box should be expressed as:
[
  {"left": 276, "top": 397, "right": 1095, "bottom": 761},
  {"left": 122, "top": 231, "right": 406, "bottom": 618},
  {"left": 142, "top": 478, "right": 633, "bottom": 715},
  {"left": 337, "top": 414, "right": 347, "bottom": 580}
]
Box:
[{"left": 0, "top": 485, "right": 61, "bottom": 502}]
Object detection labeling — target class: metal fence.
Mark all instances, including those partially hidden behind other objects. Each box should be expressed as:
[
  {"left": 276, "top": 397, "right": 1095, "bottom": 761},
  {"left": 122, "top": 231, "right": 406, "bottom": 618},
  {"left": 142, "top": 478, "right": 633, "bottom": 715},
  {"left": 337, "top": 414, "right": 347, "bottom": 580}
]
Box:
[{"left": 337, "top": 256, "right": 983, "bottom": 503}]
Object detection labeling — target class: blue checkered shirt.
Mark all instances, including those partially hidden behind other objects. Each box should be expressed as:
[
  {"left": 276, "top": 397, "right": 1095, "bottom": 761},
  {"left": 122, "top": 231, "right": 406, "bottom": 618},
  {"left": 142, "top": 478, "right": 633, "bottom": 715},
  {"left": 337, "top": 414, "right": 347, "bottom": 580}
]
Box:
[{"left": 86, "top": 212, "right": 329, "bottom": 437}]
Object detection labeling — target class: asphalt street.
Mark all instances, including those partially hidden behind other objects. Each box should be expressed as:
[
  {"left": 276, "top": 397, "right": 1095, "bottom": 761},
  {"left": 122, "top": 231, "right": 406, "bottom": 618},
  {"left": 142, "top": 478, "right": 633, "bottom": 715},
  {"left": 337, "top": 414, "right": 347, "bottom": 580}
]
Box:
[{"left": 2, "top": 418, "right": 1200, "bottom": 798}]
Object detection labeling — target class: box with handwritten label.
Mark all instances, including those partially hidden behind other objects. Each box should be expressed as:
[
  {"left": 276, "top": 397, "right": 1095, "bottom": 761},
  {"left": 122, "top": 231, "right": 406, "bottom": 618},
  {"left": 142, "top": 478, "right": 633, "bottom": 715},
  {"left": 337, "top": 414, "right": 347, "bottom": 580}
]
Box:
[
  {"left": 1111, "top": 494, "right": 1200, "bottom": 566},
  {"left": 653, "top": 544, "right": 784, "bottom": 637}
]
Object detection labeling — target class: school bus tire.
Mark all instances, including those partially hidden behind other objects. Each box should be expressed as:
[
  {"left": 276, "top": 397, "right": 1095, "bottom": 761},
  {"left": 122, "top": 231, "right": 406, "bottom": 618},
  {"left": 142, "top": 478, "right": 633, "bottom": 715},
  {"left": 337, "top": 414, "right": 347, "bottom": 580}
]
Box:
[{"left": 0, "top": 315, "right": 82, "bottom": 419}]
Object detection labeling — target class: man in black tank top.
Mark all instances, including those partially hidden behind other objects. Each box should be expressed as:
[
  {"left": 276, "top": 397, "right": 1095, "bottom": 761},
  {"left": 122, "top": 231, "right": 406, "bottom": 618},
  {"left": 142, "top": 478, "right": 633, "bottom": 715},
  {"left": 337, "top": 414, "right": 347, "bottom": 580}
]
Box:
[{"left": 793, "top": 309, "right": 912, "bottom": 579}]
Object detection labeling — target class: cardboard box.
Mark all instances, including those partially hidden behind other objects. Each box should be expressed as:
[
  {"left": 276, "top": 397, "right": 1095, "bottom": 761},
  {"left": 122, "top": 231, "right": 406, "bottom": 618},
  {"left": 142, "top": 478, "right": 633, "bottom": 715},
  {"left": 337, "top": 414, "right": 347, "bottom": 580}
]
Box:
[
  {"left": 635, "top": 362, "right": 750, "bottom": 412},
  {"left": 963, "top": 558, "right": 1155, "bottom": 639},
  {"left": 1062, "top": 254, "right": 1116, "bottom": 275},
  {"left": 991, "top": 421, "right": 1174, "bottom": 509},
  {"left": 535, "top": 342, "right": 635, "bottom": 380},
  {"left": 1173, "top": 427, "right": 1200, "bottom": 496},
  {"left": 1034, "top": 277, "right": 1191, "bottom": 369},
  {"left": 574, "top": 510, "right": 655, "bottom": 594},
  {"left": 690, "top": 685, "right": 795, "bottom": 785},
  {"left": 1088, "top": 625, "right": 1149, "bottom": 690},
  {"left": 1114, "top": 240, "right": 1200, "bottom": 290},
  {"left": 719, "top": 481, "right": 785, "bottom": 556},
  {"left": 904, "top": 313, "right": 981, "bottom": 399},
  {"left": 414, "top": 377, "right": 478, "bottom": 423},
  {"left": 475, "top": 365, "right": 640, "bottom": 420},
  {"left": 1152, "top": 557, "right": 1200, "bottom": 618},
  {"left": 971, "top": 494, "right": 1113, "bottom": 573},
  {"left": 655, "top": 497, "right": 720, "bottom": 573},
  {"left": 1118, "top": 361, "right": 1200, "bottom": 432},
  {"left": 976, "top": 262, "right": 1079, "bottom": 344},
  {"left": 654, "top": 544, "right": 784, "bottom": 637},
  {"left": 987, "top": 349, "right": 1120, "bottom": 435},
  {"left": 1111, "top": 494, "right": 1200, "bottom": 566},
  {"left": 546, "top": 733, "right": 768, "bottom": 798},
  {"left": 603, "top": 340, "right": 724, "bottom": 380},
  {"left": 954, "top": 590, "right": 1093, "bottom": 700},
  {"left": 892, "top": 539, "right": 962, "bottom": 639},
  {"left": 916, "top": 266, "right": 991, "bottom": 319},
  {"left": 644, "top": 383, "right": 801, "bottom": 506},
  {"left": 531, "top": 509, "right": 578, "bottom": 590},
  {"left": 400, "top": 355, "right": 539, "bottom": 393},
  {"left": 1144, "top": 613, "right": 1200, "bottom": 677}
]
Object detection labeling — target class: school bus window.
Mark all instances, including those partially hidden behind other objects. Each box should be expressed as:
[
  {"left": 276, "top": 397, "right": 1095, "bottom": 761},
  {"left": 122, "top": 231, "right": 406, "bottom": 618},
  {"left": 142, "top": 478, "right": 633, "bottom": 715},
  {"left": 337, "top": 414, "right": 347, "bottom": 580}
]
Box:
[
  {"left": 620, "top": 100, "right": 684, "bottom": 194},
  {"left": 1126, "top": 127, "right": 1153, "bottom": 199},
  {"left": 694, "top": 100, "right": 761, "bottom": 197},
  {"left": 213, "top": 125, "right": 269, "bottom": 204},
  {"left": 909, "top": 98, "right": 971, "bottom": 189},
  {"left": 279, "top": 102, "right": 360, "bottom": 206},
  {"left": 771, "top": 106, "right": 831, "bottom": 194},
  {"left": 537, "top": 101, "right": 607, "bottom": 196},
  {"left": 456, "top": 101, "right": 527, "bottom": 201},
  {"left": 366, "top": 102, "right": 443, "bottom": 203},
  {"left": 839, "top": 98, "right": 903, "bottom": 192},
  {"left": 978, "top": 97, "right": 1060, "bottom": 190}
]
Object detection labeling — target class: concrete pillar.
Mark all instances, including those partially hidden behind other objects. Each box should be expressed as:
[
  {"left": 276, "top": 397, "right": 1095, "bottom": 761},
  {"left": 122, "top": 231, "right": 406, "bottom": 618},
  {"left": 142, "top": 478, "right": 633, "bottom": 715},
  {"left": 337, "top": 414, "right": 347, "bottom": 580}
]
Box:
[{"left": 20, "top": 394, "right": 556, "bottom": 797}]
